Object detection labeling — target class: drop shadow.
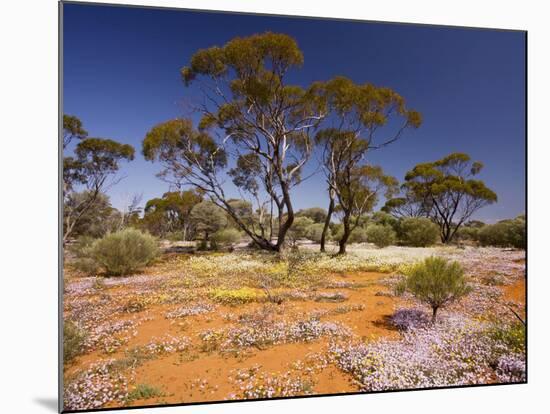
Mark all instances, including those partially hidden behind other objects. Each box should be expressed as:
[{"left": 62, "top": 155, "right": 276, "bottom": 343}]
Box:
[{"left": 33, "top": 397, "right": 58, "bottom": 412}]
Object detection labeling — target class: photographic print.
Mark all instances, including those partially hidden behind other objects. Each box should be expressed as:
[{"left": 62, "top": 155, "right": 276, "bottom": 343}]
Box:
[{"left": 61, "top": 2, "right": 526, "bottom": 412}]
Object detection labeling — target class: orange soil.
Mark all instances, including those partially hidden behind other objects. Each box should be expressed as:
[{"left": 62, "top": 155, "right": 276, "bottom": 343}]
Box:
[
  {"left": 67, "top": 271, "right": 399, "bottom": 407},
  {"left": 65, "top": 264, "right": 526, "bottom": 408}
]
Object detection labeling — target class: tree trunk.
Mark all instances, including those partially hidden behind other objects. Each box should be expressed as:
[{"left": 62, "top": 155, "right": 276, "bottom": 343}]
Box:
[
  {"left": 320, "top": 194, "right": 335, "bottom": 253},
  {"left": 338, "top": 213, "right": 351, "bottom": 255},
  {"left": 276, "top": 183, "right": 294, "bottom": 252},
  {"left": 431, "top": 306, "right": 439, "bottom": 323}
]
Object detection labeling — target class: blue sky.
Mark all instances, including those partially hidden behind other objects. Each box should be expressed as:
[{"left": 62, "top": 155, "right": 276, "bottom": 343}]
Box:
[{"left": 63, "top": 3, "right": 526, "bottom": 223}]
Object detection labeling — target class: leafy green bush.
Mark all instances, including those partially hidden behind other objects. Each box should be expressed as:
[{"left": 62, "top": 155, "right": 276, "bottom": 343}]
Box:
[
  {"left": 366, "top": 224, "right": 396, "bottom": 248},
  {"left": 348, "top": 226, "right": 368, "bottom": 243},
  {"left": 69, "top": 236, "right": 101, "bottom": 275},
  {"left": 399, "top": 217, "right": 439, "bottom": 247},
  {"left": 289, "top": 217, "right": 315, "bottom": 240},
  {"left": 211, "top": 228, "right": 241, "bottom": 249},
  {"left": 305, "top": 223, "right": 329, "bottom": 243},
  {"left": 396, "top": 256, "right": 471, "bottom": 322},
  {"left": 90, "top": 228, "right": 159, "bottom": 275},
  {"left": 457, "top": 226, "right": 480, "bottom": 242},
  {"left": 478, "top": 217, "right": 526, "bottom": 249},
  {"left": 64, "top": 320, "right": 87, "bottom": 362}
]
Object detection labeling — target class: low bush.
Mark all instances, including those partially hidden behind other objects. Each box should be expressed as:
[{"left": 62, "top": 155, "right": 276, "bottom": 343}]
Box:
[
  {"left": 348, "top": 227, "right": 368, "bottom": 244},
  {"left": 365, "top": 224, "right": 396, "bottom": 248},
  {"left": 211, "top": 228, "right": 241, "bottom": 249},
  {"left": 305, "top": 223, "right": 329, "bottom": 243},
  {"left": 399, "top": 217, "right": 439, "bottom": 247},
  {"left": 64, "top": 320, "right": 87, "bottom": 362},
  {"left": 90, "top": 228, "right": 159, "bottom": 276},
  {"left": 396, "top": 256, "right": 470, "bottom": 322},
  {"left": 478, "top": 217, "right": 526, "bottom": 249},
  {"left": 69, "top": 236, "right": 101, "bottom": 275}
]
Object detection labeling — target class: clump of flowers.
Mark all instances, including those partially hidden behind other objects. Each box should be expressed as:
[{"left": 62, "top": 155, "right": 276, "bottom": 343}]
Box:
[
  {"left": 330, "top": 314, "right": 525, "bottom": 391},
  {"left": 495, "top": 353, "right": 526, "bottom": 382},
  {"left": 141, "top": 335, "right": 191, "bottom": 355},
  {"left": 227, "top": 366, "right": 314, "bottom": 399},
  {"left": 200, "top": 318, "right": 352, "bottom": 352},
  {"left": 63, "top": 360, "right": 128, "bottom": 411},
  {"left": 209, "top": 287, "right": 266, "bottom": 305},
  {"left": 165, "top": 302, "right": 215, "bottom": 319}
]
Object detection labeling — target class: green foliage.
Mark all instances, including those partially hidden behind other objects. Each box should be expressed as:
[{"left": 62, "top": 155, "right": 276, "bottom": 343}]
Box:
[
  {"left": 211, "top": 228, "right": 241, "bottom": 249},
  {"left": 347, "top": 226, "right": 368, "bottom": 244},
  {"left": 296, "top": 207, "right": 327, "bottom": 223},
  {"left": 370, "top": 211, "right": 398, "bottom": 229},
  {"left": 366, "top": 224, "right": 397, "bottom": 248},
  {"left": 397, "top": 256, "right": 471, "bottom": 321},
  {"left": 487, "top": 321, "right": 526, "bottom": 354},
  {"left": 89, "top": 229, "right": 159, "bottom": 276},
  {"left": 209, "top": 287, "right": 265, "bottom": 305},
  {"left": 142, "top": 119, "right": 227, "bottom": 173},
  {"left": 64, "top": 320, "right": 87, "bottom": 362},
  {"left": 142, "top": 190, "right": 203, "bottom": 238},
  {"left": 126, "top": 384, "right": 164, "bottom": 403},
  {"left": 69, "top": 236, "right": 101, "bottom": 275},
  {"left": 189, "top": 201, "right": 227, "bottom": 241},
  {"left": 64, "top": 192, "right": 120, "bottom": 239},
  {"left": 305, "top": 223, "right": 329, "bottom": 243},
  {"left": 457, "top": 226, "right": 481, "bottom": 242},
  {"left": 289, "top": 216, "right": 314, "bottom": 240},
  {"left": 393, "top": 152, "right": 497, "bottom": 243},
  {"left": 63, "top": 114, "right": 88, "bottom": 149},
  {"left": 478, "top": 216, "right": 526, "bottom": 249},
  {"left": 399, "top": 217, "right": 439, "bottom": 247}
]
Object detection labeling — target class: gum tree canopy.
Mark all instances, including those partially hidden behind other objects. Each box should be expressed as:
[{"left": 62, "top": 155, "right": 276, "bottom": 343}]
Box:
[
  {"left": 386, "top": 153, "right": 497, "bottom": 243},
  {"left": 63, "top": 121, "right": 135, "bottom": 244},
  {"left": 314, "top": 76, "right": 421, "bottom": 253},
  {"left": 142, "top": 33, "right": 326, "bottom": 251}
]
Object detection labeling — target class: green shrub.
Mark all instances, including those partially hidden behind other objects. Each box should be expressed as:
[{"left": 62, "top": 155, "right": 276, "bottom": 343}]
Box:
[
  {"left": 365, "top": 224, "right": 396, "bottom": 248},
  {"left": 90, "top": 228, "right": 159, "bottom": 276},
  {"left": 69, "top": 236, "right": 101, "bottom": 275},
  {"left": 396, "top": 256, "right": 471, "bottom": 322},
  {"left": 399, "top": 217, "right": 439, "bottom": 247},
  {"left": 289, "top": 217, "right": 315, "bottom": 240},
  {"left": 348, "top": 226, "right": 368, "bottom": 243},
  {"left": 211, "top": 228, "right": 241, "bottom": 249},
  {"left": 64, "top": 320, "right": 87, "bottom": 362},
  {"left": 457, "top": 226, "right": 480, "bottom": 242},
  {"left": 478, "top": 217, "right": 525, "bottom": 249},
  {"left": 305, "top": 223, "right": 329, "bottom": 243},
  {"left": 487, "top": 321, "right": 526, "bottom": 354}
]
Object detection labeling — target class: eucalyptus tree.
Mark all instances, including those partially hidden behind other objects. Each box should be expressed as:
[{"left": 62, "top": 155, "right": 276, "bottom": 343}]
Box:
[
  {"left": 143, "top": 32, "right": 326, "bottom": 252},
  {"left": 315, "top": 77, "right": 422, "bottom": 253},
  {"left": 63, "top": 136, "right": 135, "bottom": 244},
  {"left": 63, "top": 114, "right": 88, "bottom": 150},
  {"left": 386, "top": 152, "right": 497, "bottom": 243},
  {"left": 334, "top": 164, "right": 399, "bottom": 254},
  {"left": 143, "top": 190, "right": 203, "bottom": 239}
]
